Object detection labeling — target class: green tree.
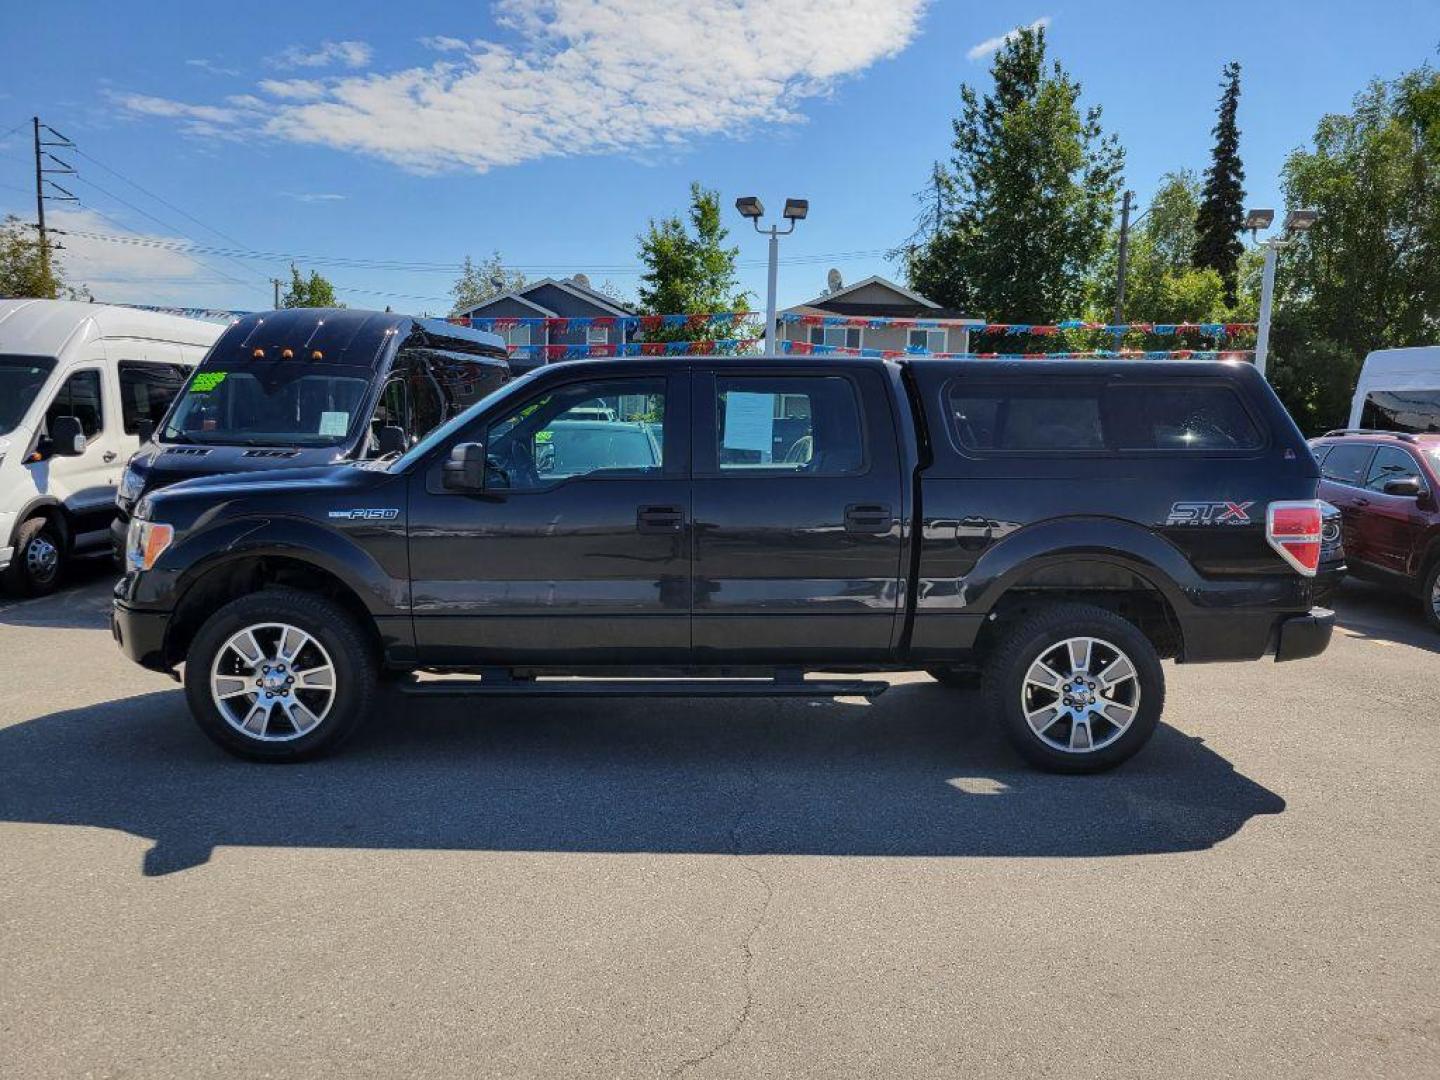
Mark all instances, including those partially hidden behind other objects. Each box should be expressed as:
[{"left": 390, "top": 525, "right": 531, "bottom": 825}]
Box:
[
  {"left": 905, "top": 24, "right": 1124, "bottom": 323},
  {"left": 449, "top": 252, "right": 527, "bottom": 315},
  {"left": 636, "top": 182, "right": 750, "bottom": 345},
  {"left": 0, "top": 215, "right": 86, "bottom": 300},
  {"left": 281, "top": 263, "right": 342, "bottom": 308},
  {"left": 1193, "top": 62, "right": 1247, "bottom": 305},
  {"left": 1267, "top": 59, "right": 1440, "bottom": 434}
]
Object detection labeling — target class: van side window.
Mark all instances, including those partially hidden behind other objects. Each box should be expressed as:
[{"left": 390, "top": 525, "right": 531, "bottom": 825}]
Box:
[
  {"left": 714, "top": 376, "right": 864, "bottom": 474},
  {"left": 1359, "top": 389, "right": 1440, "bottom": 434},
  {"left": 1320, "top": 443, "right": 1373, "bottom": 486},
  {"left": 46, "top": 369, "right": 103, "bottom": 440},
  {"left": 118, "top": 361, "right": 188, "bottom": 434}
]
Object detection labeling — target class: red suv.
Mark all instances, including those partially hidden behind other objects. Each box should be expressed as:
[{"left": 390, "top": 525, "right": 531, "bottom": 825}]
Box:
[{"left": 1310, "top": 430, "right": 1440, "bottom": 630}]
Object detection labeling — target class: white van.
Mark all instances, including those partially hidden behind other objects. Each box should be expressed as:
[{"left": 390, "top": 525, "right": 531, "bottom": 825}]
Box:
[
  {"left": 0, "top": 299, "right": 223, "bottom": 596},
  {"left": 1348, "top": 346, "right": 1440, "bottom": 434}
]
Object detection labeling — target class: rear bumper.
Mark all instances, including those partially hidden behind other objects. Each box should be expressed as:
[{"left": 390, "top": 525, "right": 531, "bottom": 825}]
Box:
[
  {"left": 112, "top": 599, "right": 172, "bottom": 672},
  {"left": 1274, "top": 607, "right": 1335, "bottom": 663}
]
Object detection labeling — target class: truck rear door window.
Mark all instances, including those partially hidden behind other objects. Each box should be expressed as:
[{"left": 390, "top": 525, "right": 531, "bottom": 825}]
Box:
[
  {"left": 715, "top": 375, "right": 863, "bottom": 475},
  {"left": 946, "top": 381, "right": 1260, "bottom": 453}
]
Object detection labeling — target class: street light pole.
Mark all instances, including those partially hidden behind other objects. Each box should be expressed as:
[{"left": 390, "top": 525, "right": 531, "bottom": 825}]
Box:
[
  {"left": 1254, "top": 240, "right": 1280, "bottom": 378},
  {"left": 735, "top": 196, "right": 807, "bottom": 355},
  {"left": 765, "top": 228, "right": 780, "bottom": 354}
]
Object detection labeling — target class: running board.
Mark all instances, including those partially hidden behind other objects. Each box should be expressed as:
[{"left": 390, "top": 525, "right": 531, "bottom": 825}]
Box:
[{"left": 397, "top": 675, "right": 888, "bottom": 699}]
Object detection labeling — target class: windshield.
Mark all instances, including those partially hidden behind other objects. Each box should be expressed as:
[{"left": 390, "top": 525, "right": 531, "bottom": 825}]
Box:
[
  {"left": 389, "top": 366, "right": 543, "bottom": 472},
  {"left": 0, "top": 355, "right": 58, "bottom": 435},
  {"left": 162, "top": 367, "right": 372, "bottom": 447}
]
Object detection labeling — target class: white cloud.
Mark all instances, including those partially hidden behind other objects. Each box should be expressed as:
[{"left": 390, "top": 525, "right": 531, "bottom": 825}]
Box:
[
  {"left": 185, "top": 58, "right": 240, "bottom": 77},
  {"left": 966, "top": 16, "right": 1051, "bottom": 61},
  {"left": 110, "top": 91, "right": 262, "bottom": 138},
  {"left": 270, "top": 40, "right": 374, "bottom": 70},
  {"left": 258, "top": 78, "right": 329, "bottom": 101},
  {"left": 118, "top": 0, "right": 929, "bottom": 173},
  {"left": 281, "top": 191, "right": 348, "bottom": 203},
  {"left": 418, "top": 35, "right": 471, "bottom": 52}
]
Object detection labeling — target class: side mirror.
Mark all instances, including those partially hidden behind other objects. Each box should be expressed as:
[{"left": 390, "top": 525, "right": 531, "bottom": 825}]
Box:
[
  {"left": 135, "top": 418, "right": 156, "bottom": 444},
  {"left": 1382, "top": 476, "right": 1424, "bottom": 498},
  {"left": 50, "top": 415, "right": 86, "bottom": 456},
  {"left": 376, "top": 424, "right": 407, "bottom": 456},
  {"left": 442, "top": 441, "right": 488, "bottom": 491}
]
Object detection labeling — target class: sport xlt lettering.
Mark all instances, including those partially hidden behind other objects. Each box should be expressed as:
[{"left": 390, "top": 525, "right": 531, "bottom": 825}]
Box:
[{"left": 113, "top": 357, "right": 1339, "bottom": 772}]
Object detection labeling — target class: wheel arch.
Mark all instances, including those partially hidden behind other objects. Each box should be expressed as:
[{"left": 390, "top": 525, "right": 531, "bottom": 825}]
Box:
[{"left": 9, "top": 496, "right": 71, "bottom": 550}]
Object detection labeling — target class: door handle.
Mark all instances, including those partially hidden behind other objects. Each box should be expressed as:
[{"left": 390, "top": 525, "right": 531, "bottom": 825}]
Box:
[
  {"left": 844, "top": 503, "right": 892, "bottom": 534},
  {"left": 1354, "top": 497, "right": 1370, "bottom": 507},
  {"left": 102, "top": 451, "right": 118, "bottom": 463},
  {"left": 637, "top": 504, "right": 684, "bottom": 534}
]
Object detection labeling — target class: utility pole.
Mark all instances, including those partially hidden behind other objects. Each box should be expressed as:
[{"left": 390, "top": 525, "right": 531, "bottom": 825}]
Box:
[
  {"left": 271, "top": 277, "right": 283, "bottom": 308},
  {"left": 31, "top": 117, "right": 77, "bottom": 289},
  {"left": 32, "top": 118, "right": 46, "bottom": 275},
  {"left": 1112, "top": 190, "right": 1134, "bottom": 325}
]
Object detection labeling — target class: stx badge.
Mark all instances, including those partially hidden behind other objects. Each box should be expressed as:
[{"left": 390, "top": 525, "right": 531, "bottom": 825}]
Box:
[
  {"left": 1165, "top": 500, "right": 1254, "bottom": 526},
  {"left": 327, "top": 508, "right": 400, "bottom": 521}
]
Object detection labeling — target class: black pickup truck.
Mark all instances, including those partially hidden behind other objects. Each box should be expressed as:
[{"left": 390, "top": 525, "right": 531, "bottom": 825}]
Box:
[{"left": 113, "top": 356, "right": 1340, "bottom": 772}]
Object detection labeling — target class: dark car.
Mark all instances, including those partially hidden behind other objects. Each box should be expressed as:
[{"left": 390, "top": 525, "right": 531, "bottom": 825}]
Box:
[
  {"left": 1311, "top": 429, "right": 1440, "bottom": 629},
  {"left": 114, "top": 357, "right": 1334, "bottom": 773},
  {"left": 112, "top": 308, "right": 514, "bottom": 558}
]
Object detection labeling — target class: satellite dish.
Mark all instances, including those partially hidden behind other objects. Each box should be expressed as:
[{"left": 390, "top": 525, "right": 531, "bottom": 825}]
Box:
[
  {"left": 827, "top": 268, "right": 843, "bottom": 294},
  {"left": 572, "top": 273, "right": 592, "bottom": 290}
]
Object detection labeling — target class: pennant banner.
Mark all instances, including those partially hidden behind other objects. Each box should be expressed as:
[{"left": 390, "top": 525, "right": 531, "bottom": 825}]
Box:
[
  {"left": 779, "top": 314, "right": 1255, "bottom": 337},
  {"left": 781, "top": 341, "right": 1257, "bottom": 361},
  {"left": 508, "top": 339, "right": 762, "bottom": 360}
]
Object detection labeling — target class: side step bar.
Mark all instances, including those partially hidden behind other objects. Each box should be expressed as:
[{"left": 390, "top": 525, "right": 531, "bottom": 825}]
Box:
[{"left": 397, "top": 674, "right": 889, "bottom": 699}]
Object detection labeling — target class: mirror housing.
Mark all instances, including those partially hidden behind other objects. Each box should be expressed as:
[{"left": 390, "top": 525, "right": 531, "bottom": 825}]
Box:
[
  {"left": 1382, "top": 475, "right": 1424, "bottom": 498},
  {"left": 442, "top": 441, "right": 488, "bottom": 491},
  {"left": 50, "top": 415, "right": 86, "bottom": 457},
  {"left": 135, "top": 418, "right": 156, "bottom": 444},
  {"left": 376, "top": 424, "right": 407, "bottom": 456}
]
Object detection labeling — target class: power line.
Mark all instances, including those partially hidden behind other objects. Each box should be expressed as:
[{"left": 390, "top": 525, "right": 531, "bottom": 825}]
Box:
[{"left": 70, "top": 146, "right": 251, "bottom": 249}]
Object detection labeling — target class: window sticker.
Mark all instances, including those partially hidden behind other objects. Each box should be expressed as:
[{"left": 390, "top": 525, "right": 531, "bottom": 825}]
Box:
[
  {"left": 189, "top": 371, "right": 227, "bottom": 393},
  {"left": 723, "top": 392, "right": 775, "bottom": 457},
  {"left": 319, "top": 411, "right": 350, "bottom": 436}
]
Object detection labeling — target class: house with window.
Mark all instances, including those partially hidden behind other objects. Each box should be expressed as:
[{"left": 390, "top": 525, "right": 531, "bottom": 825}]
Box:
[
  {"left": 456, "top": 276, "right": 637, "bottom": 360},
  {"left": 779, "top": 275, "right": 984, "bottom": 356}
]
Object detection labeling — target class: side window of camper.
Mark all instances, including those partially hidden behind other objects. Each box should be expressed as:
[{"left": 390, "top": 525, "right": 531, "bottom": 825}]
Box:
[
  {"left": 118, "top": 361, "right": 188, "bottom": 434},
  {"left": 45, "top": 369, "right": 104, "bottom": 441}
]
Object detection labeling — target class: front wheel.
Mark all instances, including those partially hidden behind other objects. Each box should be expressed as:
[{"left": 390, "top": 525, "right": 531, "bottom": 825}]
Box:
[
  {"left": 1423, "top": 559, "right": 1440, "bottom": 634},
  {"left": 183, "top": 589, "right": 378, "bottom": 761},
  {"left": 982, "top": 604, "right": 1164, "bottom": 773},
  {"left": 3, "top": 515, "right": 64, "bottom": 597}
]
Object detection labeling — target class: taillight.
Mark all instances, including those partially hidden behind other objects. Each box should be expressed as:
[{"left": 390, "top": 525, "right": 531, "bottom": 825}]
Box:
[{"left": 1267, "top": 501, "right": 1323, "bottom": 576}]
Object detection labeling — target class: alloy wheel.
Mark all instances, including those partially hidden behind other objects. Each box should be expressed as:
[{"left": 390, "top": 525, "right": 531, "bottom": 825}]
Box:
[
  {"left": 210, "top": 622, "right": 337, "bottom": 742},
  {"left": 1020, "top": 636, "right": 1141, "bottom": 754}
]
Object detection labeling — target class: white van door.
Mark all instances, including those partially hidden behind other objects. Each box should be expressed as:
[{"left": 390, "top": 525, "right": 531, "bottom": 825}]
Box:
[{"left": 36, "top": 363, "right": 119, "bottom": 551}]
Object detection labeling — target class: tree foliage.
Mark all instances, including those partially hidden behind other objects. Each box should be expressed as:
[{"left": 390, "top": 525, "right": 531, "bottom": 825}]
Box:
[
  {"left": 1193, "top": 62, "right": 1247, "bottom": 304},
  {"left": 0, "top": 215, "right": 86, "bottom": 300},
  {"left": 1267, "top": 59, "right": 1440, "bottom": 434},
  {"left": 281, "top": 263, "right": 342, "bottom": 308},
  {"left": 905, "top": 25, "right": 1124, "bottom": 322},
  {"left": 636, "top": 183, "right": 749, "bottom": 344},
  {"left": 449, "top": 252, "right": 528, "bottom": 315}
]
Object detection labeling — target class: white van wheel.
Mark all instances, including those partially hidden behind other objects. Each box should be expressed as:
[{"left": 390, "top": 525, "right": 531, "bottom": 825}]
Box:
[{"left": 4, "top": 516, "right": 64, "bottom": 597}]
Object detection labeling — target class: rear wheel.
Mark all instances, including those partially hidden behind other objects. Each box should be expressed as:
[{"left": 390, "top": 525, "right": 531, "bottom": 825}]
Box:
[
  {"left": 183, "top": 589, "right": 377, "bottom": 761},
  {"left": 3, "top": 515, "right": 64, "bottom": 597},
  {"left": 982, "top": 604, "right": 1164, "bottom": 773},
  {"left": 1423, "top": 559, "right": 1440, "bottom": 633}
]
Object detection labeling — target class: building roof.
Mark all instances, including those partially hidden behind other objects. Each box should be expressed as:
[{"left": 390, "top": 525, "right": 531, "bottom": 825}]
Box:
[
  {"left": 784, "top": 274, "right": 982, "bottom": 323},
  {"left": 459, "top": 276, "right": 636, "bottom": 319}
]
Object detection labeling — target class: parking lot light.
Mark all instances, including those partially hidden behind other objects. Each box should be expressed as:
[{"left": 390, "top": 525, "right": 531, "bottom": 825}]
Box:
[{"left": 736, "top": 194, "right": 808, "bottom": 354}]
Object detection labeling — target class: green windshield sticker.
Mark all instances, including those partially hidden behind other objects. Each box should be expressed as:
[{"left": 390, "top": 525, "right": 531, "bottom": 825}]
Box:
[{"left": 190, "top": 371, "right": 227, "bottom": 393}]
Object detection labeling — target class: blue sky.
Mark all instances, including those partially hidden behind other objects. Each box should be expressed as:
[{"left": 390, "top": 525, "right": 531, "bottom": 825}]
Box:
[{"left": 2, "top": 0, "right": 1438, "bottom": 317}]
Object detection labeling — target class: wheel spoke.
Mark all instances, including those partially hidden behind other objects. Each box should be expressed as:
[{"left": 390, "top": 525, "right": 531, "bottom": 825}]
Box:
[
  {"left": 241, "top": 700, "right": 273, "bottom": 737},
  {"left": 1025, "top": 661, "right": 1065, "bottom": 692},
  {"left": 230, "top": 630, "right": 265, "bottom": 668},
  {"left": 214, "top": 676, "right": 254, "bottom": 700},
  {"left": 1026, "top": 704, "right": 1065, "bottom": 734},
  {"left": 1069, "top": 717, "right": 1093, "bottom": 751},
  {"left": 1098, "top": 698, "right": 1136, "bottom": 729},
  {"left": 277, "top": 627, "right": 310, "bottom": 666},
  {"left": 1066, "top": 638, "right": 1092, "bottom": 676},
  {"left": 281, "top": 698, "right": 322, "bottom": 735},
  {"left": 1096, "top": 655, "right": 1136, "bottom": 690},
  {"left": 295, "top": 665, "right": 334, "bottom": 689}
]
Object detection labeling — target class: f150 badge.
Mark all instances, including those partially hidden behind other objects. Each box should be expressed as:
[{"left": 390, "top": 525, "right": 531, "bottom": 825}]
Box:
[
  {"left": 327, "top": 508, "right": 400, "bottom": 521},
  {"left": 1166, "top": 500, "right": 1254, "bottom": 526}
]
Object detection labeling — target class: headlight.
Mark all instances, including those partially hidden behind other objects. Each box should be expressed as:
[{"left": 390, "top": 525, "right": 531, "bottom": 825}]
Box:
[
  {"left": 118, "top": 464, "right": 144, "bottom": 504},
  {"left": 125, "top": 518, "right": 174, "bottom": 572}
]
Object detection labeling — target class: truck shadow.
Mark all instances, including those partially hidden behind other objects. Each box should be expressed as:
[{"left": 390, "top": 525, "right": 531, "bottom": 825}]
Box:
[{"left": 0, "top": 683, "right": 1284, "bottom": 876}]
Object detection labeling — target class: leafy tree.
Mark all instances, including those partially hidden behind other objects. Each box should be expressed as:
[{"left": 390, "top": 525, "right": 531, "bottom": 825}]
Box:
[
  {"left": 281, "top": 263, "right": 342, "bottom": 308},
  {"left": 1267, "top": 59, "right": 1440, "bottom": 434},
  {"left": 636, "top": 182, "right": 750, "bottom": 345},
  {"left": 449, "top": 252, "right": 527, "bottom": 315},
  {"left": 905, "top": 24, "right": 1124, "bottom": 324},
  {"left": 0, "top": 215, "right": 86, "bottom": 300},
  {"left": 1193, "top": 62, "right": 1247, "bottom": 304}
]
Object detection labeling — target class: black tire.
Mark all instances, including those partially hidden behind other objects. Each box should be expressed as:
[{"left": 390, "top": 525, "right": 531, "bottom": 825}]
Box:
[
  {"left": 981, "top": 603, "right": 1164, "bottom": 774},
  {"left": 183, "top": 589, "right": 378, "bottom": 762},
  {"left": 925, "top": 665, "right": 981, "bottom": 689},
  {"left": 1422, "top": 559, "right": 1440, "bottom": 634},
  {"left": 3, "top": 515, "right": 64, "bottom": 597}
]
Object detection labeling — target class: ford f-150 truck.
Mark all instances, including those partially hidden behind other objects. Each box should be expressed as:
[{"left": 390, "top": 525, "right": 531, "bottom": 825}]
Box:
[{"left": 113, "top": 356, "right": 1339, "bottom": 772}]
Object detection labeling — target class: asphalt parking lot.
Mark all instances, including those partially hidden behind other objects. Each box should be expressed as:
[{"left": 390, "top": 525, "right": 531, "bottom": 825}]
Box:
[{"left": 1, "top": 572, "right": 1436, "bottom": 1079}]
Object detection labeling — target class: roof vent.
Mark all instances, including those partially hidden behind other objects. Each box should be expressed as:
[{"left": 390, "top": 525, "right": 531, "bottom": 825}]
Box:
[
  {"left": 571, "top": 273, "right": 592, "bottom": 290},
  {"left": 241, "top": 448, "right": 301, "bottom": 459},
  {"left": 163, "top": 446, "right": 212, "bottom": 457},
  {"left": 827, "top": 268, "right": 843, "bottom": 294}
]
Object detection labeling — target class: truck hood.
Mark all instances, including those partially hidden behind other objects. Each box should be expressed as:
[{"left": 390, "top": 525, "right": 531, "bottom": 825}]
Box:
[{"left": 153, "top": 462, "right": 379, "bottom": 502}]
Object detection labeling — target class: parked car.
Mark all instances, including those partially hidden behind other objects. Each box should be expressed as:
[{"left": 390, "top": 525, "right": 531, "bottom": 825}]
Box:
[
  {"left": 0, "top": 299, "right": 220, "bottom": 596},
  {"left": 112, "top": 307, "right": 513, "bottom": 560},
  {"left": 1348, "top": 346, "right": 1440, "bottom": 434},
  {"left": 1311, "top": 429, "right": 1440, "bottom": 629},
  {"left": 114, "top": 357, "right": 1336, "bottom": 772}
]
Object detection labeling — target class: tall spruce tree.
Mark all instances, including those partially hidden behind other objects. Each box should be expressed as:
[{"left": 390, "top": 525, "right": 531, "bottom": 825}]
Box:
[
  {"left": 905, "top": 24, "right": 1123, "bottom": 321},
  {"left": 1192, "top": 61, "right": 1246, "bottom": 305}
]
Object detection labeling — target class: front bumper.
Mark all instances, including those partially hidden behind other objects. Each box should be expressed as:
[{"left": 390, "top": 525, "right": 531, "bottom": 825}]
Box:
[
  {"left": 112, "top": 598, "right": 172, "bottom": 672},
  {"left": 1274, "top": 606, "right": 1335, "bottom": 662}
]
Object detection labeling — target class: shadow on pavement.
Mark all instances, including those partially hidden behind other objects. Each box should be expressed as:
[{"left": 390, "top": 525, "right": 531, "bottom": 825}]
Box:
[
  {"left": 1331, "top": 578, "right": 1438, "bottom": 654},
  {"left": 0, "top": 682, "right": 1285, "bottom": 876},
  {"left": 0, "top": 563, "right": 116, "bottom": 630}
]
